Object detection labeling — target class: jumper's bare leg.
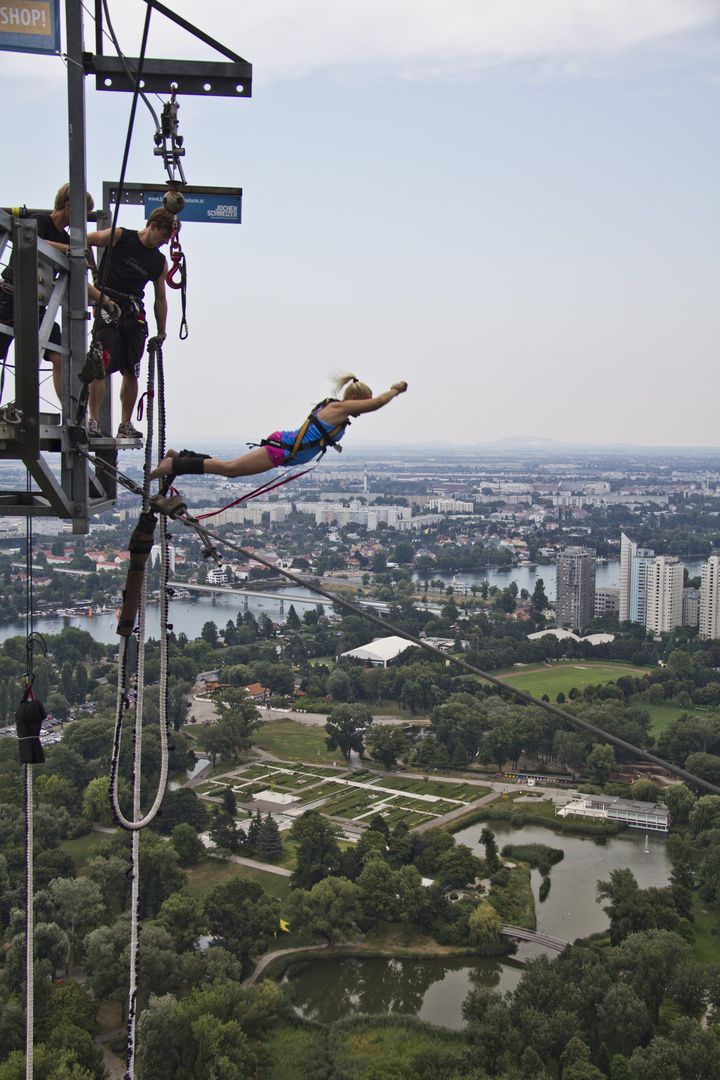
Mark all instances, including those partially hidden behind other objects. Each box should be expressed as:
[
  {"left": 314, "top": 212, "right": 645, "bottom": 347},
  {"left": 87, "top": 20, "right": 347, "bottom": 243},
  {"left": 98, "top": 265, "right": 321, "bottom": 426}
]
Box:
[{"left": 150, "top": 446, "right": 274, "bottom": 482}]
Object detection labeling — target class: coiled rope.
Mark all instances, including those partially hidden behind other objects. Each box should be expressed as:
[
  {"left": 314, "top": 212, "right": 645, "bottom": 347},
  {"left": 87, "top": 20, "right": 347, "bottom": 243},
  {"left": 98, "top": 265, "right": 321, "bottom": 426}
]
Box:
[{"left": 107, "top": 339, "right": 172, "bottom": 1080}]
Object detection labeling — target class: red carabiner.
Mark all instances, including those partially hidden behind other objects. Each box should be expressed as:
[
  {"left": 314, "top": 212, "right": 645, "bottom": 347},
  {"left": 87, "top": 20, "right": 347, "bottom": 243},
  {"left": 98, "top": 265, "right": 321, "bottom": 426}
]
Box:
[{"left": 166, "top": 228, "right": 184, "bottom": 290}]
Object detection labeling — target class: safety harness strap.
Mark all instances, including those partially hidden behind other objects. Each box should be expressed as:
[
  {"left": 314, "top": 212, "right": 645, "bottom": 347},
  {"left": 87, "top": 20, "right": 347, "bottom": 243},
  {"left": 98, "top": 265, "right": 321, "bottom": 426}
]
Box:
[
  {"left": 258, "top": 399, "right": 349, "bottom": 461},
  {"left": 170, "top": 449, "right": 211, "bottom": 476}
]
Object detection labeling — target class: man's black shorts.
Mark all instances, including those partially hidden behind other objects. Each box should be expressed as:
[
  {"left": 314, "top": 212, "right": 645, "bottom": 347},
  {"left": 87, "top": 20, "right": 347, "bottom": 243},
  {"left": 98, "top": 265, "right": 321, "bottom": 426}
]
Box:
[{"left": 97, "top": 301, "right": 149, "bottom": 379}]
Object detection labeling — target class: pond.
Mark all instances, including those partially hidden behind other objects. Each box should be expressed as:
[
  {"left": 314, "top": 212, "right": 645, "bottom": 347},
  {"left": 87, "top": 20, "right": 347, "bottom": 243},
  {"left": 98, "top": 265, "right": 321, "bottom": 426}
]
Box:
[
  {"left": 453, "top": 818, "right": 672, "bottom": 954},
  {"left": 285, "top": 819, "right": 672, "bottom": 1028},
  {"left": 284, "top": 954, "right": 524, "bottom": 1030}
]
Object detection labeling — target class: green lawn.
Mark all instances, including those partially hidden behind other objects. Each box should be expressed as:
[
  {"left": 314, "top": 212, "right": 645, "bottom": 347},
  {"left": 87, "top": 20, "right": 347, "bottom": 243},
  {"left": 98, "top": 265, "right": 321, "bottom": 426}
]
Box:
[
  {"left": 253, "top": 717, "right": 339, "bottom": 764},
  {"left": 690, "top": 894, "right": 720, "bottom": 965},
  {"left": 184, "top": 856, "right": 292, "bottom": 902},
  {"left": 60, "top": 829, "right": 117, "bottom": 868},
  {"left": 495, "top": 661, "right": 646, "bottom": 701},
  {"left": 643, "top": 702, "right": 689, "bottom": 737}
]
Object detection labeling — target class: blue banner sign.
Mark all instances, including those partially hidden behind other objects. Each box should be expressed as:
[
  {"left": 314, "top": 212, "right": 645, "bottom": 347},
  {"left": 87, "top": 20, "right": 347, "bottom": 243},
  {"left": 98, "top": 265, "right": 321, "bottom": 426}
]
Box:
[
  {"left": 144, "top": 192, "right": 242, "bottom": 224},
  {"left": 0, "top": 0, "right": 60, "bottom": 55}
]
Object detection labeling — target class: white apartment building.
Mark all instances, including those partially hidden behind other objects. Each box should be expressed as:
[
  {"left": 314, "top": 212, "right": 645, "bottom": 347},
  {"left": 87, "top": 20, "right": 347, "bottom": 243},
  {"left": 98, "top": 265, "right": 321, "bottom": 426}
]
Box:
[
  {"left": 645, "top": 555, "right": 684, "bottom": 635},
  {"left": 699, "top": 555, "right": 720, "bottom": 640},
  {"left": 428, "top": 499, "right": 474, "bottom": 513},
  {"left": 683, "top": 587, "right": 700, "bottom": 628},
  {"left": 150, "top": 543, "right": 176, "bottom": 572},
  {"left": 594, "top": 587, "right": 620, "bottom": 617},
  {"left": 619, "top": 532, "right": 635, "bottom": 622}
]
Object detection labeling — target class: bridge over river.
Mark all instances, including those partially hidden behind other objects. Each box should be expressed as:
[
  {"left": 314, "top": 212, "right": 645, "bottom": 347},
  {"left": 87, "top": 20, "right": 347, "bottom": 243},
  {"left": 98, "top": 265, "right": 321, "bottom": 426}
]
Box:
[
  {"left": 500, "top": 925, "right": 569, "bottom": 952},
  {"left": 169, "top": 580, "right": 442, "bottom": 616}
]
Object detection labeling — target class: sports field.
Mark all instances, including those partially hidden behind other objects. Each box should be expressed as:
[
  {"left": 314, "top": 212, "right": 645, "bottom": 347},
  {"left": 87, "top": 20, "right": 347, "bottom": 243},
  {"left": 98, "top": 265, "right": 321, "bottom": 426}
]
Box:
[{"left": 496, "top": 660, "right": 645, "bottom": 699}]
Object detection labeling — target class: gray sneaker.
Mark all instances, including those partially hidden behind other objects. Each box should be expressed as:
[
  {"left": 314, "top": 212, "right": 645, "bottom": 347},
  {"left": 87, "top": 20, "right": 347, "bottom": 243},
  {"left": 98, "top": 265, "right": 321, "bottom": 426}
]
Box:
[
  {"left": 117, "top": 421, "right": 143, "bottom": 439},
  {"left": 87, "top": 418, "right": 105, "bottom": 439}
]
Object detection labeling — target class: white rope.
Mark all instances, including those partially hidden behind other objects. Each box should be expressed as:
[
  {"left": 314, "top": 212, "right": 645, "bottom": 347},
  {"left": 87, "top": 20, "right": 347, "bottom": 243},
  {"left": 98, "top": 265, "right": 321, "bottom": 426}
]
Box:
[
  {"left": 104, "top": 344, "right": 172, "bottom": 1080},
  {"left": 24, "top": 764, "right": 33, "bottom": 1080}
]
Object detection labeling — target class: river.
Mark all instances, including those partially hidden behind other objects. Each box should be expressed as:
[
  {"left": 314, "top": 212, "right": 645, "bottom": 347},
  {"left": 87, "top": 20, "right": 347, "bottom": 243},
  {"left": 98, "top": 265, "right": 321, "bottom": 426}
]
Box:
[
  {"left": 286, "top": 822, "right": 671, "bottom": 1027},
  {"left": 0, "top": 557, "right": 706, "bottom": 646},
  {"left": 416, "top": 557, "right": 707, "bottom": 602},
  {"left": 0, "top": 589, "right": 322, "bottom": 647}
]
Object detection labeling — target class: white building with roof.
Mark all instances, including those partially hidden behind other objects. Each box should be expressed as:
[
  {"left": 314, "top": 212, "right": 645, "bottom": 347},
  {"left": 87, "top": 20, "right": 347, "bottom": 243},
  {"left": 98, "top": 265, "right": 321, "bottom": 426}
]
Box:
[
  {"left": 556, "top": 794, "right": 670, "bottom": 832},
  {"left": 340, "top": 635, "right": 414, "bottom": 667}
]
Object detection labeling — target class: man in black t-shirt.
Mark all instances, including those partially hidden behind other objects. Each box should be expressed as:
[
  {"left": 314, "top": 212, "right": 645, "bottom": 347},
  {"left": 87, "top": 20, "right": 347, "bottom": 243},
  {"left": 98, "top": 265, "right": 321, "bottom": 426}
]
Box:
[
  {"left": 86, "top": 207, "right": 172, "bottom": 439},
  {"left": 0, "top": 183, "right": 105, "bottom": 401}
]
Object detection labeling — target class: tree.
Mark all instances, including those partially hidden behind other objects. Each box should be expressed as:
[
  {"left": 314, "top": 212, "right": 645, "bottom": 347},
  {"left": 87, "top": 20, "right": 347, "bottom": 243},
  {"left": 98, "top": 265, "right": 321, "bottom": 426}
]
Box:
[
  {"left": 685, "top": 752, "right": 720, "bottom": 789},
  {"left": 587, "top": 743, "right": 615, "bottom": 786},
  {"left": 480, "top": 827, "right": 500, "bottom": 874},
  {"left": 84, "top": 919, "right": 132, "bottom": 1021},
  {"left": 326, "top": 669, "right": 353, "bottom": 702},
  {"left": 596, "top": 984, "right": 652, "bottom": 1055},
  {"left": 689, "top": 794, "right": 720, "bottom": 836},
  {"left": 206, "top": 689, "right": 264, "bottom": 764},
  {"left": 355, "top": 854, "right": 401, "bottom": 922},
  {"left": 324, "top": 702, "right": 373, "bottom": 761},
  {"left": 222, "top": 786, "right": 238, "bottom": 817},
  {"left": 364, "top": 724, "right": 409, "bottom": 770},
  {"left": 531, "top": 578, "right": 549, "bottom": 614},
  {"left": 468, "top": 901, "right": 501, "bottom": 945},
  {"left": 285, "top": 876, "right": 361, "bottom": 946},
  {"left": 87, "top": 855, "right": 131, "bottom": 913},
  {"left": 203, "top": 878, "right": 279, "bottom": 977},
  {"left": 290, "top": 811, "right": 342, "bottom": 888},
  {"left": 200, "top": 621, "right": 218, "bottom": 646},
  {"left": 136, "top": 993, "right": 179, "bottom": 1080},
  {"left": 255, "top": 814, "right": 282, "bottom": 862},
  {"left": 436, "top": 843, "right": 482, "bottom": 887},
  {"left": 285, "top": 605, "right": 301, "bottom": 630},
  {"left": 170, "top": 823, "right": 204, "bottom": 866},
  {"left": 630, "top": 778, "right": 660, "bottom": 803},
  {"left": 82, "top": 776, "right": 128, "bottom": 826},
  {"left": 209, "top": 812, "right": 243, "bottom": 854},
  {"left": 664, "top": 783, "right": 696, "bottom": 824},
  {"left": 48, "top": 876, "right": 104, "bottom": 973},
  {"left": 120, "top": 830, "right": 188, "bottom": 918}
]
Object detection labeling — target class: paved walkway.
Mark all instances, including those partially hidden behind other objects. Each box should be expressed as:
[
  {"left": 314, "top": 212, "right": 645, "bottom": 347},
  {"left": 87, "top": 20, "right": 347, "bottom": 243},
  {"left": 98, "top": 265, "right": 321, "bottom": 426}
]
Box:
[{"left": 95, "top": 1030, "right": 125, "bottom": 1080}]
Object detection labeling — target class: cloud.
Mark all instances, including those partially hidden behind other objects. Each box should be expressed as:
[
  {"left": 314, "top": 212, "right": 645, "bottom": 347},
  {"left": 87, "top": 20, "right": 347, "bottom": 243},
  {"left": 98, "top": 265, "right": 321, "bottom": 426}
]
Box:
[
  {"left": 8, "top": 1, "right": 709, "bottom": 87},
  {"left": 160, "top": 0, "right": 719, "bottom": 78}
]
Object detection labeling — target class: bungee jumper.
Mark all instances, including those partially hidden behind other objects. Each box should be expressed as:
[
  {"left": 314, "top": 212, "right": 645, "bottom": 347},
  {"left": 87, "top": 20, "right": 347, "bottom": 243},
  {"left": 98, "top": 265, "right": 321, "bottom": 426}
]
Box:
[{"left": 149, "top": 373, "right": 408, "bottom": 481}]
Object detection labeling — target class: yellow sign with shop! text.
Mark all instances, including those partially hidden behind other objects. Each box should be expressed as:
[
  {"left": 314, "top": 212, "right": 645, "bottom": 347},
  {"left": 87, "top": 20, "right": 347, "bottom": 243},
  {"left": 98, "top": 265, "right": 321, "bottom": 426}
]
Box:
[{"left": 0, "top": 2, "right": 60, "bottom": 54}]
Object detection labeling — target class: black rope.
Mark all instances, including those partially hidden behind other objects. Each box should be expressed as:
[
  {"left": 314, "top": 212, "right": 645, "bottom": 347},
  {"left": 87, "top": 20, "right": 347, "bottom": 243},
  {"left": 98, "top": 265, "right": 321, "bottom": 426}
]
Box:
[
  {"left": 77, "top": 2, "right": 154, "bottom": 425},
  {"left": 177, "top": 252, "right": 188, "bottom": 339}
]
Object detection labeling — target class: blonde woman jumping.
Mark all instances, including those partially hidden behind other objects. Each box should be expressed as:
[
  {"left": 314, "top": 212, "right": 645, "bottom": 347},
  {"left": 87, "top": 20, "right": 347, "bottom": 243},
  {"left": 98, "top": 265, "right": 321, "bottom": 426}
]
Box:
[{"left": 149, "top": 375, "right": 408, "bottom": 481}]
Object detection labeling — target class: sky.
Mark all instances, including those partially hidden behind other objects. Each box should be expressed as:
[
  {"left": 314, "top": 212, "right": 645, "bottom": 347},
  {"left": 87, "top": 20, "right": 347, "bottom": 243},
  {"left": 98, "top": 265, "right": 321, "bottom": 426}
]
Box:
[{"left": 2, "top": 0, "right": 719, "bottom": 448}]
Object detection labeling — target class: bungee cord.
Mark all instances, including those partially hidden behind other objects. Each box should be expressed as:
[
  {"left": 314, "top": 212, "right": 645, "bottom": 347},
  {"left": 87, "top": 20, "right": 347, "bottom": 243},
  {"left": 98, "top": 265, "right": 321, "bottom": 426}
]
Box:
[{"left": 105, "top": 339, "right": 172, "bottom": 1080}]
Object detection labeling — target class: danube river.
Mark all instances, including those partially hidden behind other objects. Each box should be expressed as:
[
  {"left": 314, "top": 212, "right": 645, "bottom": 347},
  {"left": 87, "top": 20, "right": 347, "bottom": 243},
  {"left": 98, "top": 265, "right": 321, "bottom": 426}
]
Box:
[
  {"left": 420, "top": 556, "right": 707, "bottom": 602},
  {"left": 0, "top": 557, "right": 706, "bottom": 647}
]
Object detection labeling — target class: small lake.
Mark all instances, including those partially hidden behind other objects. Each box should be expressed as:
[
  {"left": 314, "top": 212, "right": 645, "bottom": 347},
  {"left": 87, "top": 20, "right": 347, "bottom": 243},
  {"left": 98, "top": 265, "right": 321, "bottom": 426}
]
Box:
[
  {"left": 285, "top": 954, "right": 524, "bottom": 1030},
  {"left": 454, "top": 818, "right": 671, "bottom": 953},
  {"left": 286, "top": 820, "right": 672, "bottom": 1028}
]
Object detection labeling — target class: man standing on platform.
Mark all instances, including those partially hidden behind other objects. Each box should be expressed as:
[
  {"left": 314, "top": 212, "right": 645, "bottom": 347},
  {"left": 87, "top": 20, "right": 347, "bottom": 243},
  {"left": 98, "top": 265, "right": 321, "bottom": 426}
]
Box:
[
  {"left": 86, "top": 207, "right": 173, "bottom": 438},
  {"left": 0, "top": 183, "right": 104, "bottom": 402}
]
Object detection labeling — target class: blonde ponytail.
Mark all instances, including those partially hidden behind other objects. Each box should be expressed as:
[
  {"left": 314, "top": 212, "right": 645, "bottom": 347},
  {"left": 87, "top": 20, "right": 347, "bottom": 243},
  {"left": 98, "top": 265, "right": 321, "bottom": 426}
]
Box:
[{"left": 331, "top": 372, "right": 372, "bottom": 400}]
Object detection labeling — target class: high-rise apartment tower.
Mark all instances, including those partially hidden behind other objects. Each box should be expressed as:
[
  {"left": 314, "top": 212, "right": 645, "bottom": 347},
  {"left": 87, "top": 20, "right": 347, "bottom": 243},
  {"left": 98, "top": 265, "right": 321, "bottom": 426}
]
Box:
[
  {"left": 699, "top": 555, "right": 720, "bottom": 640},
  {"left": 556, "top": 546, "right": 596, "bottom": 631}
]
